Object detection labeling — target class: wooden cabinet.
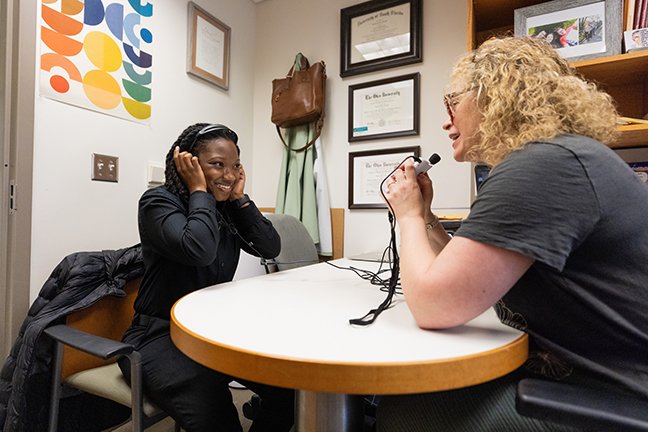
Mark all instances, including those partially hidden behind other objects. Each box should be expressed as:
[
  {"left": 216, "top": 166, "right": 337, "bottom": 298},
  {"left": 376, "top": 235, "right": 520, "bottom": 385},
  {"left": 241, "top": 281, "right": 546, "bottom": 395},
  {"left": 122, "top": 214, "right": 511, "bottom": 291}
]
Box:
[{"left": 467, "top": 0, "right": 648, "bottom": 149}]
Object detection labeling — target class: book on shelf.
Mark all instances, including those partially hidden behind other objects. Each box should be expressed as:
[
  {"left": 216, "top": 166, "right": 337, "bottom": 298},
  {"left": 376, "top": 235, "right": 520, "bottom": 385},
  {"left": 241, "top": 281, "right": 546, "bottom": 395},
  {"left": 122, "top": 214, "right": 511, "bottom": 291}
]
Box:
[
  {"left": 625, "top": 28, "right": 648, "bottom": 52},
  {"left": 627, "top": 0, "right": 637, "bottom": 30},
  {"left": 636, "top": 0, "right": 641, "bottom": 28},
  {"left": 637, "top": 0, "right": 648, "bottom": 29}
]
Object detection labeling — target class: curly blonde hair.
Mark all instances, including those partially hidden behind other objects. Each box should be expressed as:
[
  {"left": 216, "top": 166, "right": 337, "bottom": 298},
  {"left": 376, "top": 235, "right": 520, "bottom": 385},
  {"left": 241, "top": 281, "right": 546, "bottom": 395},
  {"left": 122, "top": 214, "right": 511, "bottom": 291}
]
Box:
[{"left": 451, "top": 37, "right": 618, "bottom": 166}]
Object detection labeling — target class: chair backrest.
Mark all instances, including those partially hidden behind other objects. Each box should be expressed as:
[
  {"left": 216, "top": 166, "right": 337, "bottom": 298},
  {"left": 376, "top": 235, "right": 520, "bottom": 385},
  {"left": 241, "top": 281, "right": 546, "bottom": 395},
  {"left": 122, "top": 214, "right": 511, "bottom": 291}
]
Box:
[
  {"left": 259, "top": 207, "right": 345, "bottom": 259},
  {"left": 61, "top": 277, "right": 142, "bottom": 380},
  {"left": 264, "top": 213, "right": 320, "bottom": 271}
]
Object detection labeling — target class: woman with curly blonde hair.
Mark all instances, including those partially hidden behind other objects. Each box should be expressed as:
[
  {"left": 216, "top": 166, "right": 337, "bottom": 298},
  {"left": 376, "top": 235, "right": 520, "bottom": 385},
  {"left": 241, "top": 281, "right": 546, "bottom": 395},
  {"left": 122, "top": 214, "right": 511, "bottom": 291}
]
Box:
[
  {"left": 377, "top": 37, "right": 648, "bottom": 431},
  {"left": 459, "top": 37, "right": 617, "bottom": 167}
]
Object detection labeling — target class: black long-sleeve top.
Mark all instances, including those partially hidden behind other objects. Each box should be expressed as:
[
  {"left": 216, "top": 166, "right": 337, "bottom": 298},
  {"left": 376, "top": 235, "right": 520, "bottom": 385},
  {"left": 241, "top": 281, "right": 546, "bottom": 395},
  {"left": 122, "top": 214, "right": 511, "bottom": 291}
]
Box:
[{"left": 134, "top": 186, "right": 280, "bottom": 319}]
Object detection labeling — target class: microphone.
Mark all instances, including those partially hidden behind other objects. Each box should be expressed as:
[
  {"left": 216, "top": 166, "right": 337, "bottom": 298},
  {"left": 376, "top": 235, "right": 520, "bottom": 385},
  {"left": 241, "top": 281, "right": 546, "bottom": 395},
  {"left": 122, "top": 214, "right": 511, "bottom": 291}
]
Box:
[{"left": 413, "top": 153, "right": 441, "bottom": 175}]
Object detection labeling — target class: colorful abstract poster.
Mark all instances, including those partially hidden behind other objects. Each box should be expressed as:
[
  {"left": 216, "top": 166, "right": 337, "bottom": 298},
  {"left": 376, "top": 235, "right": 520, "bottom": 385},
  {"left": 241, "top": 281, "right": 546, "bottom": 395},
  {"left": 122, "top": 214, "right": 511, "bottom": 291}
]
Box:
[{"left": 39, "top": 0, "right": 153, "bottom": 123}]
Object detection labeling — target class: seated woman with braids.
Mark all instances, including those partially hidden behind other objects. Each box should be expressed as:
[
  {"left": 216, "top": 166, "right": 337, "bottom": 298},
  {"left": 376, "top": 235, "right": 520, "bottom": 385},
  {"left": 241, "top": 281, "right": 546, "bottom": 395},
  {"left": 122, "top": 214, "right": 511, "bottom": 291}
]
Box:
[{"left": 119, "top": 123, "right": 294, "bottom": 432}]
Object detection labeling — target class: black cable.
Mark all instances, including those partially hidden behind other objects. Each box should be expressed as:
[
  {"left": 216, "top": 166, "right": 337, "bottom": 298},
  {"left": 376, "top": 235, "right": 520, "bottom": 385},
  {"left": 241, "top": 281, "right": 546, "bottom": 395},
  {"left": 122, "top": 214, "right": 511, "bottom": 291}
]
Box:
[
  {"left": 217, "top": 157, "right": 413, "bottom": 324},
  {"left": 345, "top": 155, "right": 417, "bottom": 326},
  {"left": 217, "top": 209, "right": 319, "bottom": 270},
  {"left": 325, "top": 258, "right": 398, "bottom": 294}
]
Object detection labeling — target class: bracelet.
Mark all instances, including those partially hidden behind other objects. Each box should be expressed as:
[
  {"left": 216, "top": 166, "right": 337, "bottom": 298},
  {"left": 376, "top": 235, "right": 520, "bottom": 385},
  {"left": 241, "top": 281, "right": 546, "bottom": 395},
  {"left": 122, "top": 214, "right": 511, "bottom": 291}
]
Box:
[
  {"left": 425, "top": 214, "right": 440, "bottom": 231},
  {"left": 232, "top": 194, "right": 252, "bottom": 209}
]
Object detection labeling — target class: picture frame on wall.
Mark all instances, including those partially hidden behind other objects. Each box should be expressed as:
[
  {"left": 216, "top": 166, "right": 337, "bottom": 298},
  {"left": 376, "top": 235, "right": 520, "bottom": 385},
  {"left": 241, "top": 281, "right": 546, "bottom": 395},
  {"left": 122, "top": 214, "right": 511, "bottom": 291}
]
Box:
[
  {"left": 340, "top": 0, "right": 422, "bottom": 77},
  {"left": 348, "top": 73, "right": 420, "bottom": 142},
  {"left": 514, "top": 0, "right": 623, "bottom": 62},
  {"left": 187, "top": 2, "right": 231, "bottom": 90},
  {"left": 348, "top": 146, "right": 420, "bottom": 209}
]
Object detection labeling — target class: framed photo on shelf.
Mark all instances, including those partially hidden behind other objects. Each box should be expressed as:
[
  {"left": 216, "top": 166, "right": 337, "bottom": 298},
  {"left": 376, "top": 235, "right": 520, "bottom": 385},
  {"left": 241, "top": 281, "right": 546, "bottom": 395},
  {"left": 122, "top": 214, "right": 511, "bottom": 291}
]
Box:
[
  {"left": 348, "top": 73, "right": 420, "bottom": 142},
  {"left": 187, "top": 2, "right": 231, "bottom": 90},
  {"left": 340, "top": 0, "right": 422, "bottom": 77},
  {"left": 624, "top": 27, "right": 648, "bottom": 52},
  {"left": 348, "top": 146, "right": 420, "bottom": 209},
  {"left": 514, "top": 0, "right": 623, "bottom": 62}
]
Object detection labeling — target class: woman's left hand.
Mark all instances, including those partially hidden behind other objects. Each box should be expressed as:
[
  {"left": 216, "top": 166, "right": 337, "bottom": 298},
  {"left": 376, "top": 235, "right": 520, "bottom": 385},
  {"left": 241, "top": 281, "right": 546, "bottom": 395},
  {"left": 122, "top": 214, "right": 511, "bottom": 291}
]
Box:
[{"left": 229, "top": 165, "right": 247, "bottom": 201}]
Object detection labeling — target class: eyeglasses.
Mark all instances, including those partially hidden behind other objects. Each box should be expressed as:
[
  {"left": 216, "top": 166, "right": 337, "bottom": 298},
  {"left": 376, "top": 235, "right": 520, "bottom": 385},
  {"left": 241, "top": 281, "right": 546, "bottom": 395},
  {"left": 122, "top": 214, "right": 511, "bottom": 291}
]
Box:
[
  {"left": 443, "top": 90, "right": 470, "bottom": 123},
  {"left": 188, "top": 124, "right": 239, "bottom": 152},
  {"left": 443, "top": 88, "right": 473, "bottom": 123}
]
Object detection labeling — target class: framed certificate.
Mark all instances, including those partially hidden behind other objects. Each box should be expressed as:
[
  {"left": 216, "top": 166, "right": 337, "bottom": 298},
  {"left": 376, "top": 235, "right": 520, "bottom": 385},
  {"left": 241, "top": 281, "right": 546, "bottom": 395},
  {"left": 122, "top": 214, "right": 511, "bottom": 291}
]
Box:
[
  {"left": 340, "top": 0, "right": 423, "bottom": 77},
  {"left": 348, "top": 73, "right": 420, "bottom": 142},
  {"left": 187, "top": 2, "right": 231, "bottom": 90},
  {"left": 348, "top": 146, "right": 420, "bottom": 209}
]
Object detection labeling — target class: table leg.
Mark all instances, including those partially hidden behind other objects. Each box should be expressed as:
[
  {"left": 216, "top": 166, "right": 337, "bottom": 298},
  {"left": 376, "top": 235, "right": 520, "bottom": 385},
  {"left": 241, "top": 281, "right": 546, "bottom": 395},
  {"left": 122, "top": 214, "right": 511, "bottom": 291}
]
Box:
[{"left": 295, "top": 390, "right": 364, "bottom": 432}]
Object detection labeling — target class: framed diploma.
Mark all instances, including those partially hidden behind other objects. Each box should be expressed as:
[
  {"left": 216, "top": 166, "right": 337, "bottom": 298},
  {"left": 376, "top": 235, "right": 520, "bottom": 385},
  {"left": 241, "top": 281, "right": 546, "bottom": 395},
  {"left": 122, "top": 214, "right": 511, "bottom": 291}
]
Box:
[
  {"left": 348, "top": 73, "right": 420, "bottom": 142},
  {"left": 340, "top": 0, "right": 422, "bottom": 77},
  {"left": 187, "top": 2, "right": 231, "bottom": 90},
  {"left": 348, "top": 146, "right": 420, "bottom": 209}
]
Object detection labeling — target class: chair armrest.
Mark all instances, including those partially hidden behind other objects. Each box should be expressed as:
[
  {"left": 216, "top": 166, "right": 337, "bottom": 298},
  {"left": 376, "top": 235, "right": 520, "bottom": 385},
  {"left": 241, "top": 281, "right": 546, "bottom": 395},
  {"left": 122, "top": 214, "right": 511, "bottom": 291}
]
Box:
[
  {"left": 516, "top": 378, "right": 648, "bottom": 432},
  {"left": 44, "top": 324, "right": 134, "bottom": 360}
]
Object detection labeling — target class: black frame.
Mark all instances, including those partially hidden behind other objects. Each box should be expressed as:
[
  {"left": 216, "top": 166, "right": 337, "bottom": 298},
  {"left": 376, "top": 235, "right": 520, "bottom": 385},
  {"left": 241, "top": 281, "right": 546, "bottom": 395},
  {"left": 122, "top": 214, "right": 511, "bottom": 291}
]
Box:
[
  {"left": 348, "top": 146, "right": 420, "bottom": 209},
  {"left": 348, "top": 72, "right": 420, "bottom": 142},
  {"left": 340, "top": 0, "right": 423, "bottom": 77}
]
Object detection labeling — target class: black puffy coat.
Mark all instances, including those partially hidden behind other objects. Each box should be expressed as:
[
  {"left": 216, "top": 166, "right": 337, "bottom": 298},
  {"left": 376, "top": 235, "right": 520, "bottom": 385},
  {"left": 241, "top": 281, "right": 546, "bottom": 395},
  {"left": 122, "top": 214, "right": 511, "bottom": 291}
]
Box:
[{"left": 0, "top": 245, "right": 144, "bottom": 432}]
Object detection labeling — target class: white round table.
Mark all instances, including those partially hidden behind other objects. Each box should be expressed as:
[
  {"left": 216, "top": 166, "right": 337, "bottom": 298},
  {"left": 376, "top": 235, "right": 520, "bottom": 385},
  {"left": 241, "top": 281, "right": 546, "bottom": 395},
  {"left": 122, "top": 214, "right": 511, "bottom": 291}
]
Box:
[{"left": 171, "top": 259, "right": 528, "bottom": 431}]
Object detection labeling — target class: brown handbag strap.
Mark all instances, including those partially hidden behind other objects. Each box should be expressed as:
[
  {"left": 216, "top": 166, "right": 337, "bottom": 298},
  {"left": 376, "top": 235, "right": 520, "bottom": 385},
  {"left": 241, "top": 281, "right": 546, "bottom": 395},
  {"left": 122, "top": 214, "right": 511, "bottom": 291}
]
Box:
[{"left": 276, "top": 116, "right": 323, "bottom": 152}]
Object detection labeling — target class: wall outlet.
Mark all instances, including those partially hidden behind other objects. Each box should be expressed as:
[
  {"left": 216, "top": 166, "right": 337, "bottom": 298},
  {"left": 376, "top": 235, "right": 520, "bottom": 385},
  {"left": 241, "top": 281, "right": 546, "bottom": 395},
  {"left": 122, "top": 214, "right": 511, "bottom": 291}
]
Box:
[
  {"left": 92, "top": 153, "right": 119, "bottom": 182},
  {"left": 147, "top": 162, "right": 165, "bottom": 187}
]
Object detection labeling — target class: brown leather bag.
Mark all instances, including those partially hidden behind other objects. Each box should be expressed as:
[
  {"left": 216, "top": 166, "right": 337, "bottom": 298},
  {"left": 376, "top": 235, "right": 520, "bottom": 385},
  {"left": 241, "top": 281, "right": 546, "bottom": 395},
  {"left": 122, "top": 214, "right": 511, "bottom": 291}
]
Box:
[{"left": 271, "top": 53, "right": 326, "bottom": 151}]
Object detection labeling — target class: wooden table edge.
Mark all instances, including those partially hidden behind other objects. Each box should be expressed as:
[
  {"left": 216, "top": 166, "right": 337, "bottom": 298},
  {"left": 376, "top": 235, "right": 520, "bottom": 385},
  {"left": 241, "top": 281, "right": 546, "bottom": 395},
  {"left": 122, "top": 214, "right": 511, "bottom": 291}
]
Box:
[{"left": 171, "top": 308, "right": 528, "bottom": 394}]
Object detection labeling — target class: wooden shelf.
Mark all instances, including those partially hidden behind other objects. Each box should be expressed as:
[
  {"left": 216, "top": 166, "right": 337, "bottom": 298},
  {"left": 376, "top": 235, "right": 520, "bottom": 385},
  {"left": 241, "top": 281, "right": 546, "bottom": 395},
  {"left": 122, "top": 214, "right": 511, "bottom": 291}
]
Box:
[
  {"left": 574, "top": 50, "right": 648, "bottom": 124},
  {"left": 572, "top": 50, "right": 648, "bottom": 86},
  {"left": 612, "top": 124, "right": 648, "bottom": 148},
  {"left": 469, "top": 0, "right": 648, "bottom": 148}
]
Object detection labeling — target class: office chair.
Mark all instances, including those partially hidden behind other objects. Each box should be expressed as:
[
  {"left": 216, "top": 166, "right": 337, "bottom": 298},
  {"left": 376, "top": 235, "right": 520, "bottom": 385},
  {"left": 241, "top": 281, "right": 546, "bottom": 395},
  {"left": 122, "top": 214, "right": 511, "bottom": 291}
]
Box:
[
  {"left": 45, "top": 277, "right": 179, "bottom": 432},
  {"left": 516, "top": 378, "right": 648, "bottom": 431},
  {"left": 264, "top": 212, "right": 320, "bottom": 271}
]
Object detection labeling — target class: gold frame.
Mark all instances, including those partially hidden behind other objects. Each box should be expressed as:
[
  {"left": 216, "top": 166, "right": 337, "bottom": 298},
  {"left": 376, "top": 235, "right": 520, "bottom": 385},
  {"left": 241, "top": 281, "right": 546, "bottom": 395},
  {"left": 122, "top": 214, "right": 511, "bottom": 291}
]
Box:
[{"left": 187, "top": 2, "right": 230, "bottom": 90}]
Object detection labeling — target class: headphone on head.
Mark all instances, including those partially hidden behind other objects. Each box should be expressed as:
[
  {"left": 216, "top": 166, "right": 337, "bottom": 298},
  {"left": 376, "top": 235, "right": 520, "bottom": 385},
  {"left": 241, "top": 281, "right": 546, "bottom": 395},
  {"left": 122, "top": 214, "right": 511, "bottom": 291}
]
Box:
[{"left": 188, "top": 124, "right": 239, "bottom": 153}]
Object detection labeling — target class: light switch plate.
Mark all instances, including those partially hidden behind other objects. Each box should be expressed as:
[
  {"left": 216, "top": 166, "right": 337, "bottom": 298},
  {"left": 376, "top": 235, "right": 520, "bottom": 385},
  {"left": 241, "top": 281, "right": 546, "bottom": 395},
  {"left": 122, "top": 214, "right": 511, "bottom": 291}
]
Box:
[{"left": 92, "top": 153, "right": 119, "bottom": 182}]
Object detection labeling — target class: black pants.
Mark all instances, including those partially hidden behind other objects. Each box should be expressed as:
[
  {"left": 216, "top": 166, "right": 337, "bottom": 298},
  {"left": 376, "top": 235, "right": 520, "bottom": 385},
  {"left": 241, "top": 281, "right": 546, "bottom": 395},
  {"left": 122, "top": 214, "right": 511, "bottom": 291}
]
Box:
[{"left": 118, "top": 315, "right": 294, "bottom": 432}]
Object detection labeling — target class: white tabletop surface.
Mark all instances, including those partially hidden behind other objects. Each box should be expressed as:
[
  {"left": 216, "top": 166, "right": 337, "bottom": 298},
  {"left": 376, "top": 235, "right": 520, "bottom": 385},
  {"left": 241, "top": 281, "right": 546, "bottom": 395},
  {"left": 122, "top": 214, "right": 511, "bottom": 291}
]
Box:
[{"left": 172, "top": 259, "right": 524, "bottom": 365}]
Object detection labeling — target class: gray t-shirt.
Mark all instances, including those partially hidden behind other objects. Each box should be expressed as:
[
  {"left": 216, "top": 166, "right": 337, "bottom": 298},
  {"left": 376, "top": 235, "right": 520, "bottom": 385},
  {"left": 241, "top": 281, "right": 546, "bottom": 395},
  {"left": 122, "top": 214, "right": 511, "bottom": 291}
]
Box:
[{"left": 456, "top": 134, "right": 648, "bottom": 398}]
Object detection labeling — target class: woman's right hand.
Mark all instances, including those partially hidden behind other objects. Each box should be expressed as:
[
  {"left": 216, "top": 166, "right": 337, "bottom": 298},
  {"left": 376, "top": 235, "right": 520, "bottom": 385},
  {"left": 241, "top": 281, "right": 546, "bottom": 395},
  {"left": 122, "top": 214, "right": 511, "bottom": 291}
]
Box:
[
  {"left": 173, "top": 147, "right": 207, "bottom": 193},
  {"left": 384, "top": 160, "right": 426, "bottom": 223}
]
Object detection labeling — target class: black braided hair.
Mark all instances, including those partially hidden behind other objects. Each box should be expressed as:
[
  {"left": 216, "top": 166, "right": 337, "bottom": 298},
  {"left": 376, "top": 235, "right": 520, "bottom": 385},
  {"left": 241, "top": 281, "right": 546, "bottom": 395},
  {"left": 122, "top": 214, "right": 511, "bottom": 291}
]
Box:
[{"left": 164, "top": 123, "right": 241, "bottom": 203}]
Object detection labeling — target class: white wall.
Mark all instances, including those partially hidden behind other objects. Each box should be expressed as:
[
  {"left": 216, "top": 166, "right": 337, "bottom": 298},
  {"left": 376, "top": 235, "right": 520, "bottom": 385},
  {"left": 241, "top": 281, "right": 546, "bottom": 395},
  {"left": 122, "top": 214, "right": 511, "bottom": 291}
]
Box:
[
  {"left": 250, "top": 0, "right": 470, "bottom": 257},
  {"left": 29, "top": 0, "right": 257, "bottom": 300},
  {"left": 29, "top": 0, "right": 470, "bottom": 300}
]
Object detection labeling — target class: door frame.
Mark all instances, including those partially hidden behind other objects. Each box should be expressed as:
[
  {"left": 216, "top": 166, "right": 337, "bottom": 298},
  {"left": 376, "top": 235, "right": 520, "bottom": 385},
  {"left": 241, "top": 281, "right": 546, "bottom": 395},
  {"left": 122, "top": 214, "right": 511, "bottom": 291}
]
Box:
[{"left": 1, "top": 0, "right": 35, "bottom": 358}]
